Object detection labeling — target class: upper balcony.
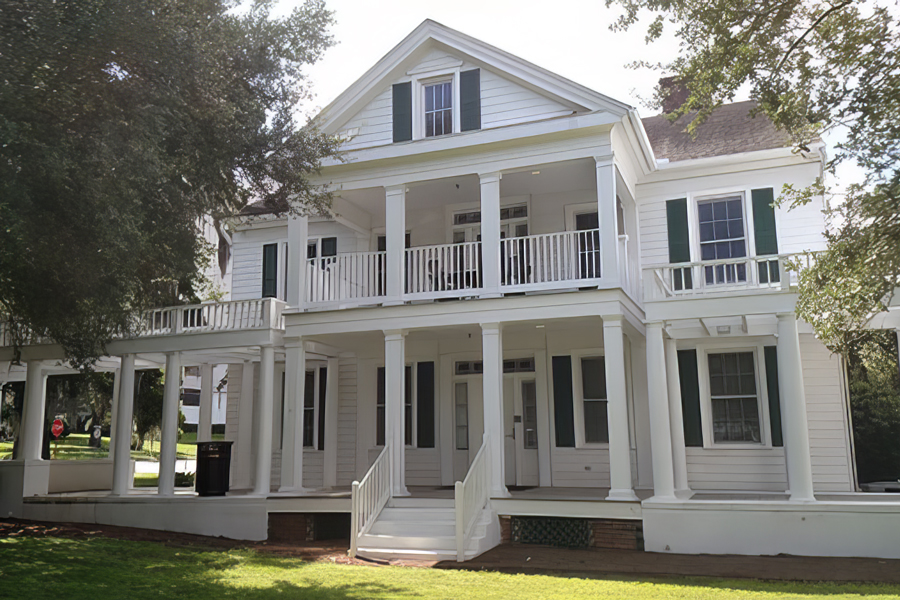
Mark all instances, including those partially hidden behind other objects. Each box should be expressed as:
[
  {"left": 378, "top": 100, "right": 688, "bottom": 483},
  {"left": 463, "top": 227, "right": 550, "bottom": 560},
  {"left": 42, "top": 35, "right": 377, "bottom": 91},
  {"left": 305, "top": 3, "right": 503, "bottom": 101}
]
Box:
[{"left": 291, "top": 158, "right": 642, "bottom": 311}]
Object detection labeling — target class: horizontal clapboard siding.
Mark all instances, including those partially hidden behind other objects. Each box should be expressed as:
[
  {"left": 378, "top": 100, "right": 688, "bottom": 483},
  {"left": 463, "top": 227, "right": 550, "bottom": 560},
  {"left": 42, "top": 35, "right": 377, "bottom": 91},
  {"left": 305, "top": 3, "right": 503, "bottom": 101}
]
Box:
[
  {"left": 550, "top": 447, "right": 611, "bottom": 488},
  {"left": 338, "top": 87, "right": 394, "bottom": 151},
  {"left": 302, "top": 450, "right": 324, "bottom": 490},
  {"left": 801, "top": 335, "right": 855, "bottom": 492},
  {"left": 480, "top": 69, "right": 573, "bottom": 129},
  {"left": 365, "top": 448, "right": 441, "bottom": 485},
  {"left": 337, "top": 357, "right": 358, "bottom": 487},
  {"left": 686, "top": 447, "right": 787, "bottom": 491}
]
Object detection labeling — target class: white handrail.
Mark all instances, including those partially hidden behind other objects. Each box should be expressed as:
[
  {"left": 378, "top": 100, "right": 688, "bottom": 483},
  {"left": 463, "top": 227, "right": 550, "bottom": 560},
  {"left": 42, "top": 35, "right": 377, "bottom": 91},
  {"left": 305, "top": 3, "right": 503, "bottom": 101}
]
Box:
[
  {"left": 137, "top": 298, "right": 284, "bottom": 336},
  {"left": 406, "top": 241, "right": 482, "bottom": 297},
  {"left": 454, "top": 433, "right": 491, "bottom": 562},
  {"left": 306, "top": 251, "right": 386, "bottom": 304},
  {"left": 350, "top": 443, "right": 392, "bottom": 558},
  {"left": 500, "top": 229, "right": 601, "bottom": 288}
]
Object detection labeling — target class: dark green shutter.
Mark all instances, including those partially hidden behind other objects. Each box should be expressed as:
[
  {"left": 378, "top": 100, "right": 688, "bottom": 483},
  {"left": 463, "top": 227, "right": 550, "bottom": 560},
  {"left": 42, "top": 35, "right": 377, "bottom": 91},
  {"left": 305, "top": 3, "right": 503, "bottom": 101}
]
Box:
[
  {"left": 392, "top": 82, "right": 412, "bottom": 143},
  {"left": 460, "top": 69, "right": 481, "bottom": 131},
  {"left": 416, "top": 362, "right": 435, "bottom": 448},
  {"left": 666, "top": 198, "right": 691, "bottom": 263},
  {"left": 317, "top": 367, "right": 327, "bottom": 451},
  {"left": 752, "top": 188, "right": 779, "bottom": 256},
  {"left": 376, "top": 367, "right": 385, "bottom": 446},
  {"left": 677, "top": 350, "right": 703, "bottom": 447},
  {"left": 261, "top": 243, "right": 278, "bottom": 298},
  {"left": 552, "top": 356, "right": 576, "bottom": 447},
  {"left": 764, "top": 346, "right": 784, "bottom": 447}
]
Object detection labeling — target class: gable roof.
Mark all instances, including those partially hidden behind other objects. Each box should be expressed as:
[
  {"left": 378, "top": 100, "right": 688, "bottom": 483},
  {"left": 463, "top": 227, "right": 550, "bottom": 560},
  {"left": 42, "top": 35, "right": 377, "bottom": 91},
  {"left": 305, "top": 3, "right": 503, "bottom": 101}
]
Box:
[
  {"left": 316, "top": 19, "right": 634, "bottom": 134},
  {"left": 641, "top": 101, "right": 793, "bottom": 162}
]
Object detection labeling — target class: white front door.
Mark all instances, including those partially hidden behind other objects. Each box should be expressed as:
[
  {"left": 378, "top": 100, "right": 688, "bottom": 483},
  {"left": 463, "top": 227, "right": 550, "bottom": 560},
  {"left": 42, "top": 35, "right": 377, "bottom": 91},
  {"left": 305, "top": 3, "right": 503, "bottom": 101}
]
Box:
[
  {"left": 502, "top": 374, "right": 540, "bottom": 487},
  {"left": 452, "top": 378, "right": 484, "bottom": 481}
]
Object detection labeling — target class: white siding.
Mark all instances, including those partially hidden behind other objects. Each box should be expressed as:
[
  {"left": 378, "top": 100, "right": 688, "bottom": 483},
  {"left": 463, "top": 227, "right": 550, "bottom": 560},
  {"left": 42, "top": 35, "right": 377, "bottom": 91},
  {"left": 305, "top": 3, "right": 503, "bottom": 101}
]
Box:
[
  {"left": 405, "top": 449, "right": 441, "bottom": 486},
  {"left": 549, "top": 447, "right": 610, "bottom": 488},
  {"left": 337, "top": 356, "right": 358, "bottom": 486},
  {"left": 686, "top": 447, "right": 787, "bottom": 492},
  {"left": 480, "top": 68, "right": 574, "bottom": 129},
  {"left": 338, "top": 87, "right": 394, "bottom": 151},
  {"left": 302, "top": 450, "right": 324, "bottom": 489},
  {"left": 231, "top": 223, "right": 287, "bottom": 301},
  {"left": 801, "top": 335, "right": 855, "bottom": 492}
]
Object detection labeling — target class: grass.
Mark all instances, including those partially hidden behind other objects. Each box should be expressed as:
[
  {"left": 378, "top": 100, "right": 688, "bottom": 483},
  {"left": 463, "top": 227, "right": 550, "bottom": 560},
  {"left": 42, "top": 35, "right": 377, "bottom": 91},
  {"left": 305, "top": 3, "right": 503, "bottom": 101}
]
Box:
[
  {"left": 2, "top": 536, "right": 900, "bottom": 600},
  {"left": 133, "top": 471, "right": 196, "bottom": 488},
  {"left": 0, "top": 432, "right": 225, "bottom": 461}
]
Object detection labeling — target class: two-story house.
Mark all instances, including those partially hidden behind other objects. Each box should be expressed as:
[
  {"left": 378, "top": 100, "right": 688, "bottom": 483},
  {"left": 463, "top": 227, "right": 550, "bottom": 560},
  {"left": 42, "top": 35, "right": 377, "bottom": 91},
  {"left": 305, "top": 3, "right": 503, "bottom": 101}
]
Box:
[{"left": 2, "top": 20, "right": 898, "bottom": 561}]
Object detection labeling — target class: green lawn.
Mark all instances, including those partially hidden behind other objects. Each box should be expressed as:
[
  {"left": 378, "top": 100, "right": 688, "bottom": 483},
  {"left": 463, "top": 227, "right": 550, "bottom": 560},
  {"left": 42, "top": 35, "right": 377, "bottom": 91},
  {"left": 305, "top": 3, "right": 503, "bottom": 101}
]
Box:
[
  {"left": 1, "top": 537, "right": 899, "bottom": 600},
  {"left": 0, "top": 432, "right": 224, "bottom": 461}
]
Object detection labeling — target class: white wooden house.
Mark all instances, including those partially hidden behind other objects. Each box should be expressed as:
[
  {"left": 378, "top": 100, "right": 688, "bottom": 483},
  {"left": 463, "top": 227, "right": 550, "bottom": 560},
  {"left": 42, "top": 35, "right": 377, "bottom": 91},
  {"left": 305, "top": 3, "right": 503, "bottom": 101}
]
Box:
[{"left": 2, "top": 20, "right": 899, "bottom": 561}]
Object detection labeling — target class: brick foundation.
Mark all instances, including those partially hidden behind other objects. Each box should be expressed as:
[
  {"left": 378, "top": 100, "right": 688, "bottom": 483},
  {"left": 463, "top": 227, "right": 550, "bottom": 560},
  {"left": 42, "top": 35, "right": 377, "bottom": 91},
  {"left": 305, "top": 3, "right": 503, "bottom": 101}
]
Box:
[{"left": 267, "top": 513, "right": 312, "bottom": 543}]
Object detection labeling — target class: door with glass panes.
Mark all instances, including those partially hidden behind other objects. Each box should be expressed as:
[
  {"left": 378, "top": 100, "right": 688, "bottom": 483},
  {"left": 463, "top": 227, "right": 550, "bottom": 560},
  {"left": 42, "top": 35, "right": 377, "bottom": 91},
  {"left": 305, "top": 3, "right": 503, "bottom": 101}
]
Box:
[
  {"left": 502, "top": 369, "right": 539, "bottom": 487},
  {"left": 575, "top": 211, "right": 601, "bottom": 280}
]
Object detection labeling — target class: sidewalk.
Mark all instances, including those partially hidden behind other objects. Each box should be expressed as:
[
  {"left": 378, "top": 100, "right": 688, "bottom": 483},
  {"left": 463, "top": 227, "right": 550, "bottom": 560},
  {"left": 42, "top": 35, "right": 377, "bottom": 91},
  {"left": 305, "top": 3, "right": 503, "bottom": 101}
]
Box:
[{"left": 438, "top": 543, "right": 900, "bottom": 583}]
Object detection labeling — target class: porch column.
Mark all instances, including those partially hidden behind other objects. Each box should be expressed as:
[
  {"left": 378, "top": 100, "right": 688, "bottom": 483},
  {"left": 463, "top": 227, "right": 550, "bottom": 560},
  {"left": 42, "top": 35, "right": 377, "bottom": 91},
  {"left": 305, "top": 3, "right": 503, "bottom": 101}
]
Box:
[
  {"left": 253, "top": 346, "right": 276, "bottom": 496},
  {"left": 776, "top": 313, "right": 815, "bottom": 501},
  {"left": 481, "top": 323, "right": 509, "bottom": 498},
  {"left": 280, "top": 339, "right": 306, "bottom": 492},
  {"left": 198, "top": 363, "right": 213, "bottom": 442},
  {"left": 384, "top": 330, "right": 409, "bottom": 496},
  {"left": 233, "top": 361, "right": 255, "bottom": 490},
  {"left": 111, "top": 354, "right": 136, "bottom": 496},
  {"left": 594, "top": 156, "right": 619, "bottom": 285},
  {"left": 158, "top": 352, "right": 182, "bottom": 496},
  {"left": 479, "top": 172, "right": 502, "bottom": 297},
  {"left": 287, "top": 213, "right": 309, "bottom": 309},
  {"left": 108, "top": 367, "right": 121, "bottom": 463},
  {"left": 645, "top": 323, "right": 676, "bottom": 499},
  {"left": 664, "top": 337, "right": 691, "bottom": 498},
  {"left": 20, "top": 360, "right": 47, "bottom": 461},
  {"left": 603, "top": 316, "right": 638, "bottom": 501},
  {"left": 323, "top": 357, "right": 340, "bottom": 489},
  {"left": 385, "top": 185, "right": 406, "bottom": 304}
]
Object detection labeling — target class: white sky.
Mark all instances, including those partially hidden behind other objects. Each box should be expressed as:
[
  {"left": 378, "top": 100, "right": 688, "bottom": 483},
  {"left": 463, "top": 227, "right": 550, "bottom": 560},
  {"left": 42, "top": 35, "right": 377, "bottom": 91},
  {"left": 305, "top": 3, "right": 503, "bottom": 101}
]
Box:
[{"left": 290, "top": 0, "right": 683, "bottom": 118}]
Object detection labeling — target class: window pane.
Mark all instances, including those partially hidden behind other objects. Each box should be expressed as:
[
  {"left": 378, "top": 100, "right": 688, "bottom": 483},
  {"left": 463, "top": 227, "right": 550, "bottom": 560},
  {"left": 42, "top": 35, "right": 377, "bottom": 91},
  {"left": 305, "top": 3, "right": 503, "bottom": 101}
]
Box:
[
  {"left": 455, "top": 382, "right": 468, "bottom": 450},
  {"left": 425, "top": 85, "right": 434, "bottom": 111},
  {"left": 522, "top": 381, "right": 538, "bottom": 449},
  {"left": 581, "top": 357, "right": 607, "bottom": 399},
  {"left": 442, "top": 109, "right": 452, "bottom": 135},
  {"left": 425, "top": 112, "right": 434, "bottom": 137},
  {"left": 584, "top": 400, "right": 609, "bottom": 443},
  {"left": 712, "top": 397, "right": 760, "bottom": 442},
  {"left": 304, "top": 371, "right": 315, "bottom": 408}
]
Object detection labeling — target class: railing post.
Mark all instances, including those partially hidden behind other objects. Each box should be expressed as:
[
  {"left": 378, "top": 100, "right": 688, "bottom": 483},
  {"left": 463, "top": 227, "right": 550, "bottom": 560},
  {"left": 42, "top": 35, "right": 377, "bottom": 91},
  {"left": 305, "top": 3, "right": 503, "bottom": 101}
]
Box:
[
  {"left": 455, "top": 480, "right": 464, "bottom": 562},
  {"left": 350, "top": 481, "right": 359, "bottom": 557},
  {"left": 173, "top": 308, "right": 183, "bottom": 334}
]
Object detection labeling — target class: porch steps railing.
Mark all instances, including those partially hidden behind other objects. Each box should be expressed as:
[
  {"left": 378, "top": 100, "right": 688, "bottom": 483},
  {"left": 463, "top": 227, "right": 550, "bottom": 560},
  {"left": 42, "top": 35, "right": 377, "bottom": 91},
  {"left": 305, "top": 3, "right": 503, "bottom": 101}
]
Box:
[
  {"left": 350, "top": 443, "right": 392, "bottom": 558},
  {"left": 454, "top": 434, "right": 491, "bottom": 562}
]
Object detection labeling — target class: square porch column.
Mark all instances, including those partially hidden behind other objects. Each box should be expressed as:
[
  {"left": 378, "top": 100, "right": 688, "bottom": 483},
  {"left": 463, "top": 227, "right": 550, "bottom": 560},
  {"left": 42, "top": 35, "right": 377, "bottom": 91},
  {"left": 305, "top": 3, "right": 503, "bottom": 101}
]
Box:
[
  {"left": 603, "top": 316, "right": 638, "bottom": 501},
  {"left": 111, "top": 354, "right": 136, "bottom": 496},
  {"left": 481, "top": 323, "right": 509, "bottom": 498},
  {"left": 594, "top": 156, "right": 619, "bottom": 286},
  {"left": 776, "top": 313, "right": 815, "bottom": 501},
  {"left": 645, "top": 322, "right": 676, "bottom": 499},
  {"left": 479, "top": 172, "right": 502, "bottom": 297},
  {"left": 385, "top": 185, "right": 406, "bottom": 305},
  {"left": 664, "top": 337, "right": 691, "bottom": 498},
  {"left": 280, "top": 339, "right": 307, "bottom": 493},
  {"left": 232, "top": 361, "right": 255, "bottom": 490},
  {"left": 198, "top": 363, "right": 214, "bottom": 442},
  {"left": 253, "top": 345, "right": 276, "bottom": 496},
  {"left": 158, "top": 352, "right": 182, "bottom": 496},
  {"left": 384, "top": 330, "right": 409, "bottom": 496},
  {"left": 323, "top": 357, "right": 340, "bottom": 490},
  {"left": 287, "top": 213, "right": 309, "bottom": 309}
]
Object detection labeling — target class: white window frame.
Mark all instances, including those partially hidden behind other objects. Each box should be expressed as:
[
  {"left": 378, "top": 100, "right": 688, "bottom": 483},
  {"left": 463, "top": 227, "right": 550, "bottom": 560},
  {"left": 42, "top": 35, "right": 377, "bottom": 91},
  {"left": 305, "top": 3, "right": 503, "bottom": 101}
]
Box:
[
  {"left": 445, "top": 196, "right": 532, "bottom": 245},
  {"left": 302, "top": 363, "right": 325, "bottom": 450},
  {"left": 375, "top": 361, "right": 421, "bottom": 449},
  {"left": 408, "top": 68, "right": 462, "bottom": 141},
  {"left": 696, "top": 342, "right": 773, "bottom": 449},
  {"left": 570, "top": 348, "right": 609, "bottom": 449},
  {"left": 683, "top": 187, "right": 763, "bottom": 263},
  {"left": 421, "top": 77, "right": 454, "bottom": 139}
]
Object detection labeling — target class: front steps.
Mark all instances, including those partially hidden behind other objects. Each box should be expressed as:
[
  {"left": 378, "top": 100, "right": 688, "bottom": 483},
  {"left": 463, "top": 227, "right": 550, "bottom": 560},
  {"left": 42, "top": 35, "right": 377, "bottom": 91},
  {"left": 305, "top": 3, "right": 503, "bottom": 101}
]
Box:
[{"left": 356, "top": 497, "right": 500, "bottom": 562}]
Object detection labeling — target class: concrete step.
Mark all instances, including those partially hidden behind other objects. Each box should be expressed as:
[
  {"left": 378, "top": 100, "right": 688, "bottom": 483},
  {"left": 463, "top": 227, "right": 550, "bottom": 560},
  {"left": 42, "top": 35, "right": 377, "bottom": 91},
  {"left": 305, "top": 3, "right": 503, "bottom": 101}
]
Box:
[
  {"left": 388, "top": 497, "right": 455, "bottom": 509},
  {"left": 377, "top": 508, "right": 455, "bottom": 523},
  {"left": 355, "top": 547, "right": 480, "bottom": 562},
  {"left": 369, "top": 520, "right": 456, "bottom": 537},
  {"left": 358, "top": 533, "right": 463, "bottom": 551}
]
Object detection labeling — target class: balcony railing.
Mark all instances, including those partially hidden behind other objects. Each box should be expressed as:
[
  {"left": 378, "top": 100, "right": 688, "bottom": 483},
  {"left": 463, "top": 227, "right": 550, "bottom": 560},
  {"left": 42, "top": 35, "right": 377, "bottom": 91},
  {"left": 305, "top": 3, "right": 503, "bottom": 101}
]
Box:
[
  {"left": 500, "top": 229, "right": 601, "bottom": 292},
  {"left": 643, "top": 254, "right": 812, "bottom": 300},
  {"left": 406, "top": 241, "right": 482, "bottom": 299},
  {"left": 137, "top": 298, "right": 286, "bottom": 336},
  {"left": 306, "top": 251, "right": 386, "bottom": 306}
]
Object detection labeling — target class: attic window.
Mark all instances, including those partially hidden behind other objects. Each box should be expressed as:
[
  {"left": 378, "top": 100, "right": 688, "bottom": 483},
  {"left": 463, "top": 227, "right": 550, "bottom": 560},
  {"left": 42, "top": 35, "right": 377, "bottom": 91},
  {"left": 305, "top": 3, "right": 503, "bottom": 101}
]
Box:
[{"left": 424, "top": 81, "right": 452, "bottom": 137}]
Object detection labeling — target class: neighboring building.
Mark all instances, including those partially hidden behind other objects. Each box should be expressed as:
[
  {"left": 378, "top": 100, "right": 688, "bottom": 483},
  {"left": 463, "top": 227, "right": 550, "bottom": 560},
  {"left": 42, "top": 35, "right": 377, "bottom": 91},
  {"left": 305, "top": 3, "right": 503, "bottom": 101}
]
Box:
[{"left": 1, "top": 20, "right": 898, "bottom": 561}]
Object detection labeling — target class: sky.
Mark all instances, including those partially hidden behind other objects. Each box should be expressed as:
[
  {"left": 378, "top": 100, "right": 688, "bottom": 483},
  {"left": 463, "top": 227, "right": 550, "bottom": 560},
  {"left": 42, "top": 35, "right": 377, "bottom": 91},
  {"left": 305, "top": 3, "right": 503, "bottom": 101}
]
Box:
[{"left": 288, "top": 0, "right": 683, "bottom": 118}]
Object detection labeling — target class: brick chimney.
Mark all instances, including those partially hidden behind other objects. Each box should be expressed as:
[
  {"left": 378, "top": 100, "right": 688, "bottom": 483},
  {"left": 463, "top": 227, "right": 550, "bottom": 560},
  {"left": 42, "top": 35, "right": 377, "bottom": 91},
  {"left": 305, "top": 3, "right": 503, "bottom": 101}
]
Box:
[{"left": 659, "top": 76, "right": 690, "bottom": 114}]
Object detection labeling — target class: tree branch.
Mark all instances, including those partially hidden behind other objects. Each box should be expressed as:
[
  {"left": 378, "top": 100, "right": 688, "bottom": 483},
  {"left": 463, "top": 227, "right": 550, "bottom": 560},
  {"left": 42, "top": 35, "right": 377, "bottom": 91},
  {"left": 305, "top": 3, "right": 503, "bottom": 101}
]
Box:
[{"left": 771, "top": 1, "right": 854, "bottom": 78}]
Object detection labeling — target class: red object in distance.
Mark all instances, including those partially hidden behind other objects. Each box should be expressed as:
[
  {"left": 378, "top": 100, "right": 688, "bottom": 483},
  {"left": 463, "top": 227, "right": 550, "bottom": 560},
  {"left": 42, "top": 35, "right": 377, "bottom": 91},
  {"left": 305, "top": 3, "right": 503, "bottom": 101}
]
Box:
[{"left": 51, "top": 419, "right": 64, "bottom": 439}]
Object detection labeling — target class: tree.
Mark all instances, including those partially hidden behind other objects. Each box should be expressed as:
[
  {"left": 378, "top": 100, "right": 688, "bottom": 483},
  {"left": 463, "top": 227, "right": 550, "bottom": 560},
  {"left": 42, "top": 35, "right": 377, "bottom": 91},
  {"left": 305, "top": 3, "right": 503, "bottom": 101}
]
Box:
[
  {"left": 133, "top": 369, "right": 164, "bottom": 452},
  {"left": 0, "top": 0, "right": 340, "bottom": 369},
  {"left": 607, "top": 0, "right": 900, "bottom": 354}
]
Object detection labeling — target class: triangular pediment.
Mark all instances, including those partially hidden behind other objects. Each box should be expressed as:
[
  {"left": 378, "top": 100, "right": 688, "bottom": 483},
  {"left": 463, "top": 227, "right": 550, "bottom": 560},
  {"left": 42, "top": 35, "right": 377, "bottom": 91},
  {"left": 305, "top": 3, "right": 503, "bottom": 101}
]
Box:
[{"left": 317, "top": 20, "right": 632, "bottom": 150}]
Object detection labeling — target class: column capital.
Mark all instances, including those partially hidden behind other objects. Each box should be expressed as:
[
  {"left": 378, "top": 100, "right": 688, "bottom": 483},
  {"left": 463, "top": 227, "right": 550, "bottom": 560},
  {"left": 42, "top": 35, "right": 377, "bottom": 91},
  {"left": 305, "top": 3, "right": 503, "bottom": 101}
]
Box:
[
  {"left": 646, "top": 321, "right": 666, "bottom": 331},
  {"left": 385, "top": 184, "right": 406, "bottom": 197},
  {"left": 478, "top": 172, "right": 502, "bottom": 184},
  {"left": 383, "top": 329, "right": 407, "bottom": 341},
  {"left": 776, "top": 312, "right": 798, "bottom": 322},
  {"left": 480, "top": 322, "right": 502, "bottom": 334},
  {"left": 602, "top": 314, "right": 624, "bottom": 327},
  {"left": 594, "top": 154, "right": 615, "bottom": 168},
  {"left": 284, "top": 336, "right": 304, "bottom": 349}
]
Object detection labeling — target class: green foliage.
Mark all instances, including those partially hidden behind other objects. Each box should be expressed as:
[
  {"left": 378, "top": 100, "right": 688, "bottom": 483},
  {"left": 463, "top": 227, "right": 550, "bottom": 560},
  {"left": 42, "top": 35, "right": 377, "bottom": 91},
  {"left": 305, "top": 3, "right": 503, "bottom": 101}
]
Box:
[
  {"left": 845, "top": 331, "right": 900, "bottom": 483},
  {"left": 607, "top": 0, "right": 900, "bottom": 353},
  {"left": 133, "top": 370, "right": 164, "bottom": 451},
  {"left": 3, "top": 536, "right": 900, "bottom": 599},
  {"left": 0, "top": 0, "right": 340, "bottom": 369}
]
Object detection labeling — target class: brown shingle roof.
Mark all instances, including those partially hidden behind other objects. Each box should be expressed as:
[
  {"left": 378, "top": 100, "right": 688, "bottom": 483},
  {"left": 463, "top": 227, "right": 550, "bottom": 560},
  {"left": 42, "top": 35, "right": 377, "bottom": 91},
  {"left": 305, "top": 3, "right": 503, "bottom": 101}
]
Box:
[{"left": 641, "top": 101, "right": 792, "bottom": 162}]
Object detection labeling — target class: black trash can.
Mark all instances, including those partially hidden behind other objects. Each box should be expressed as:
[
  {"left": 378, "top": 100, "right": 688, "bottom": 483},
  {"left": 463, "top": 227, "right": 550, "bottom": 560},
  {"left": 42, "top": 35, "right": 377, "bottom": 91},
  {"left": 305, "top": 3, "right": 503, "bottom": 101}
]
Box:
[
  {"left": 89, "top": 424, "right": 103, "bottom": 448},
  {"left": 194, "top": 441, "right": 233, "bottom": 497}
]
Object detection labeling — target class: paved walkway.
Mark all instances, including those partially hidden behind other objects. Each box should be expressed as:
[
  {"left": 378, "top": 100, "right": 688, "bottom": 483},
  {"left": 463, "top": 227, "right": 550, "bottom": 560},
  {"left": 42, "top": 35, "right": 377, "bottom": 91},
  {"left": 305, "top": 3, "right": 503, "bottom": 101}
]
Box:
[{"left": 439, "top": 543, "right": 900, "bottom": 583}]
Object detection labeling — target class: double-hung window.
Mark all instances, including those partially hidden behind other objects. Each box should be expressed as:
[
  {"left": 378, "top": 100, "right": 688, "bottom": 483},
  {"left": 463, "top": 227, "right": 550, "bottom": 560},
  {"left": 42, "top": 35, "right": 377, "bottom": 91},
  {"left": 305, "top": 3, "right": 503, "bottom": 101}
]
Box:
[
  {"left": 708, "top": 352, "right": 761, "bottom": 443},
  {"left": 581, "top": 357, "right": 609, "bottom": 443},
  {"left": 698, "top": 196, "right": 747, "bottom": 285},
  {"left": 424, "top": 81, "right": 452, "bottom": 137}
]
